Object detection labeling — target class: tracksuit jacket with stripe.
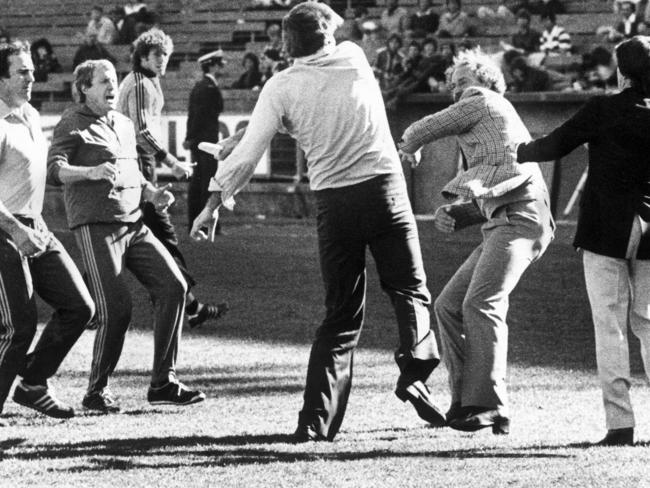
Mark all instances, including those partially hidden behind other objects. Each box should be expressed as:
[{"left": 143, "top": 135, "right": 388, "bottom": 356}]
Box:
[{"left": 46, "top": 105, "right": 146, "bottom": 229}]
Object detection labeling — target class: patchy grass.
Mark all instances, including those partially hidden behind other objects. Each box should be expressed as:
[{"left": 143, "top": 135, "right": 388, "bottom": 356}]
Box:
[{"left": 1, "top": 219, "right": 649, "bottom": 487}]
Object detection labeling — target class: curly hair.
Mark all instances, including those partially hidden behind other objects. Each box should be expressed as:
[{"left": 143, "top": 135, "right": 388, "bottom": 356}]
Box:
[
  {"left": 132, "top": 28, "right": 173, "bottom": 70},
  {"left": 445, "top": 48, "right": 506, "bottom": 95}
]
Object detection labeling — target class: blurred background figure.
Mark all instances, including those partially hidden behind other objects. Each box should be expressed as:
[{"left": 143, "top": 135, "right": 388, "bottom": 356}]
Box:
[
  {"left": 30, "top": 38, "right": 62, "bottom": 82},
  {"left": 231, "top": 52, "right": 262, "bottom": 89}
]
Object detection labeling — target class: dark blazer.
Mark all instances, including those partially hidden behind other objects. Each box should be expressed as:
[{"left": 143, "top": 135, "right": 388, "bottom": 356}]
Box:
[
  {"left": 517, "top": 87, "right": 650, "bottom": 259},
  {"left": 185, "top": 75, "right": 223, "bottom": 150}
]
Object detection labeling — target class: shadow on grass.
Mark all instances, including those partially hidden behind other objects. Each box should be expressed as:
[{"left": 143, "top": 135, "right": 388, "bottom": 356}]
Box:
[{"left": 5, "top": 433, "right": 578, "bottom": 470}]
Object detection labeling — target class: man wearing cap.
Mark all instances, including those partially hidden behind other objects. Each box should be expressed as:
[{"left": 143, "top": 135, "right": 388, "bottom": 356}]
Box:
[
  {"left": 184, "top": 50, "right": 225, "bottom": 232},
  {"left": 191, "top": 2, "right": 445, "bottom": 442}
]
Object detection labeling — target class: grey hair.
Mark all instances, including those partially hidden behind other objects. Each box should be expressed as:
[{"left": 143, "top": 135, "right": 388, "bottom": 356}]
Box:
[
  {"left": 446, "top": 48, "right": 506, "bottom": 95},
  {"left": 73, "top": 59, "right": 114, "bottom": 103}
]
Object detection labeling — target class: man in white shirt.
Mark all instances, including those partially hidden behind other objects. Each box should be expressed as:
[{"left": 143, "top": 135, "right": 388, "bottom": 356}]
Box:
[
  {"left": 191, "top": 2, "right": 445, "bottom": 442},
  {"left": 0, "top": 40, "right": 95, "bottom": 423}
]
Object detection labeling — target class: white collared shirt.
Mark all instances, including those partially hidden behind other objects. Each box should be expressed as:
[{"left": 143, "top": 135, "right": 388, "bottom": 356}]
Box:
[{"left": 0, "top": 100, "right": 47, "bottom": 217}]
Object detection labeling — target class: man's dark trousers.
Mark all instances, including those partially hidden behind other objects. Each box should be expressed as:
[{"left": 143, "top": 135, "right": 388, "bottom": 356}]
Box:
[
  {"left": 187, "top": 149, "right": 218, "bottom": 229},
  {"left": 299, "top": 173, "right": 440, "bottom": 440},
  {"left": 0, "top": 220, "right": 94, "bottom": 410},
  {"left": 138, "top": 152, "right": 196, "bottom": 289}
]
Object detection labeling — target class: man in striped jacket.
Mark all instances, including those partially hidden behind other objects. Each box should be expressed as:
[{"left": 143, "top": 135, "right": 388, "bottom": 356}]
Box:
[{"left": 117, "top": 29, "right": 227, "bottom": 329}]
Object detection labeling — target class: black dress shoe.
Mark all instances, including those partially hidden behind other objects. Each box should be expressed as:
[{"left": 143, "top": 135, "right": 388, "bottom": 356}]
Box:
[
  {"left": 448, "top": 406, "right": 510, "bottom": 435},
  {"left": 445, "top": 402, "right": 465, "bottom": 425},
  {"left": 596, "top": 428, "right": 634, "bottom": 446},
  {"left": 395, "top": 380, "right": 446, "bottom": 427},
  {"left": 292, "top": 423, "right": 328, "bottom": 443}
]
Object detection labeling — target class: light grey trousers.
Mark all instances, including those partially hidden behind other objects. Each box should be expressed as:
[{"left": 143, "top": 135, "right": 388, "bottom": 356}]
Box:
[
  {"left": 434, "top": 198, "right": 554, "bottom": 415},
  {"left": 583, "top": 216, "right": 650, "bottom": 430}
]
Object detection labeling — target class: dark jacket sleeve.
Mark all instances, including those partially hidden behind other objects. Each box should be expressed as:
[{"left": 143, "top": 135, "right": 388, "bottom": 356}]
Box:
[
  {"left": 186, "top": 80, "right": 223, "bottom": 146},
  {"left": 46, "top": 113, "right": 80, "bottom": 186},
  {"left": 517, "top": 96, "right": 601, "bottom": 162}
]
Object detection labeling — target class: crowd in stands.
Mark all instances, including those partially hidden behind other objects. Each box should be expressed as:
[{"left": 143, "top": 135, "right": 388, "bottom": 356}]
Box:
[
  {"left": 227, "top": 0, "right": 649, "bottom": 100},
  {"left": 3, "top": 0, "right": 647, "bottom": 100}
]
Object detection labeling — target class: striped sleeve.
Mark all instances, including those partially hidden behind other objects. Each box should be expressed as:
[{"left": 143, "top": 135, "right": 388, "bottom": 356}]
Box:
[
  {"left": 131, "top": 72, "right": 166, "bottom": 159},
  {"left": 557, "top": 27, "right": 572, "bottom": 52}
]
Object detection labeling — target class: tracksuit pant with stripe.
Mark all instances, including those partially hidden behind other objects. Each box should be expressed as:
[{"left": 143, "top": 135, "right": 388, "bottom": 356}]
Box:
[
  {"left": 74, "top": 220, "right": 187, "bottom": 395},
  {"left": 0, "top": 218, "right": 94, "bottom": 412}
]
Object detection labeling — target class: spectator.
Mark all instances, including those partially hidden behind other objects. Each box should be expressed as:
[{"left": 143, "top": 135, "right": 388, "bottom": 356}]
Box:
[
  {"left": 373, "top": 33, "right": 404, "bottom": 89},
  {"left": 335, "top": 7, "right": 363, "bottom": 42},
  {"left": 612, "top": 0, "right": 640, "bottom": 41},
  {"left": 264, "top": 23, "right": 283, "bottom": 52},
  {"left": 511, "top": 9, "right": 541, "bottom": 53},
  {"left": 249, "top": 0, "right": 293, "bottom": 9},
  {"left": 0, "top": 27, "right": 10, "bottom": 44},
  {"left": 109, "top": 6, "right": 135, "bottom": 45},
  {"left": 478, "top": 0, "right": 520, "bottom": 22},
  {"left": 436, "top": 0, "right": 474, "bottom": 38},
  {"left": 508, "top": 55, "right": 552, "bottom": 90},
  {"left": 133, "top": 5, "right": 157, "bottom": 36},
  {"left": 429, "top": 38, "right": 456, "bottom": 91},
  {"left": 259, "top": 48, "right": 287, "bottom": 86},
  {"left": 380, "top": 0, "right": 408, "bottom": 37},
  {"left": 232, "top": 52, "right": 263, "bottom": 89},
  {"left": 581, "top": 46, "right": 618, "bottom": 90},
  {"left": 532, "top": 0, "right": 564, "bottom": 17},
  {"left": 86, "top": 6, "right": 118, "bottom": 45},
  {"left": 539, "top": 11, "right": 572, "bottom": 53},
  {"left": 73, "top": 34, "right": 116, "bottom": 69},
  {"left": 385, "top": 38, "right": 444, "bottom": 110},
  {"left": 359, "top": 21, "right": 383, "bottom": 66},
  {"left": 405, "top": 0, "right": 440, "bottom": 38},
  {"left": 30, "top": 38, "right": 63, "bottom": 82},
  {"left": 508, "top": 55, "right": 571, "bottom": 91}
]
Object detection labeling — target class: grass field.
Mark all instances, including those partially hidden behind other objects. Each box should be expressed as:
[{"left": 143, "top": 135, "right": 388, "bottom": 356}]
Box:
[{"left": 1, "top": 218, "right": 649, "bottom": 487}]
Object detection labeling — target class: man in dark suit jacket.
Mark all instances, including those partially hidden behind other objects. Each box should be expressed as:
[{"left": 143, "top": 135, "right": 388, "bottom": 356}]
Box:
[
  {"left": 184, "top": 50, "right": 225, "bottom": 232},
  {"left": 517, "top": 36, "right": 650, "bottom": 447}
]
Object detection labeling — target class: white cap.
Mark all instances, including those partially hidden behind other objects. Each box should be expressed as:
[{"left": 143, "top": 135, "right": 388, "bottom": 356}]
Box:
[{"left": 198, "top": 49, "right": 225, "bottom": 65}]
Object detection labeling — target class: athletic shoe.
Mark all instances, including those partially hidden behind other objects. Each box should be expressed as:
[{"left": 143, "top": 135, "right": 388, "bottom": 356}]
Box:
[
  {"left": 147, "top": 381, "right": 206, "bottom": 405},
  {"left": 292, "top": 423, "right": 328, "bottom": 443},
  {"left": 13, "top": 382, "right": 74, "bottom": 419},
  {"left": 82, "top": 390, "right": 121, "bottom": 413},
  {"left": 188, "top": 302, "right": 229, "bottom": 329}
]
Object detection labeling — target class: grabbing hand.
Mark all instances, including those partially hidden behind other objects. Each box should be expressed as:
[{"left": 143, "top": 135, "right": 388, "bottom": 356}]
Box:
[
  {"left": 433, "top": 205, "right": 456, "bottom": 233},
  {"left": 190, "top": 206, "right": 220, "bottom": 242},
  {"left": 88, "top": 162, "right": 119, "bottom": 182},
  {"left": 10, "top": 224, "right": 48, "bottom": 257},
  {"left": 150, "top": 183, "right": 175, "bottom": 211},
  {"left": 399, "top": 149, "right": 420, "bottom": 168}
]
